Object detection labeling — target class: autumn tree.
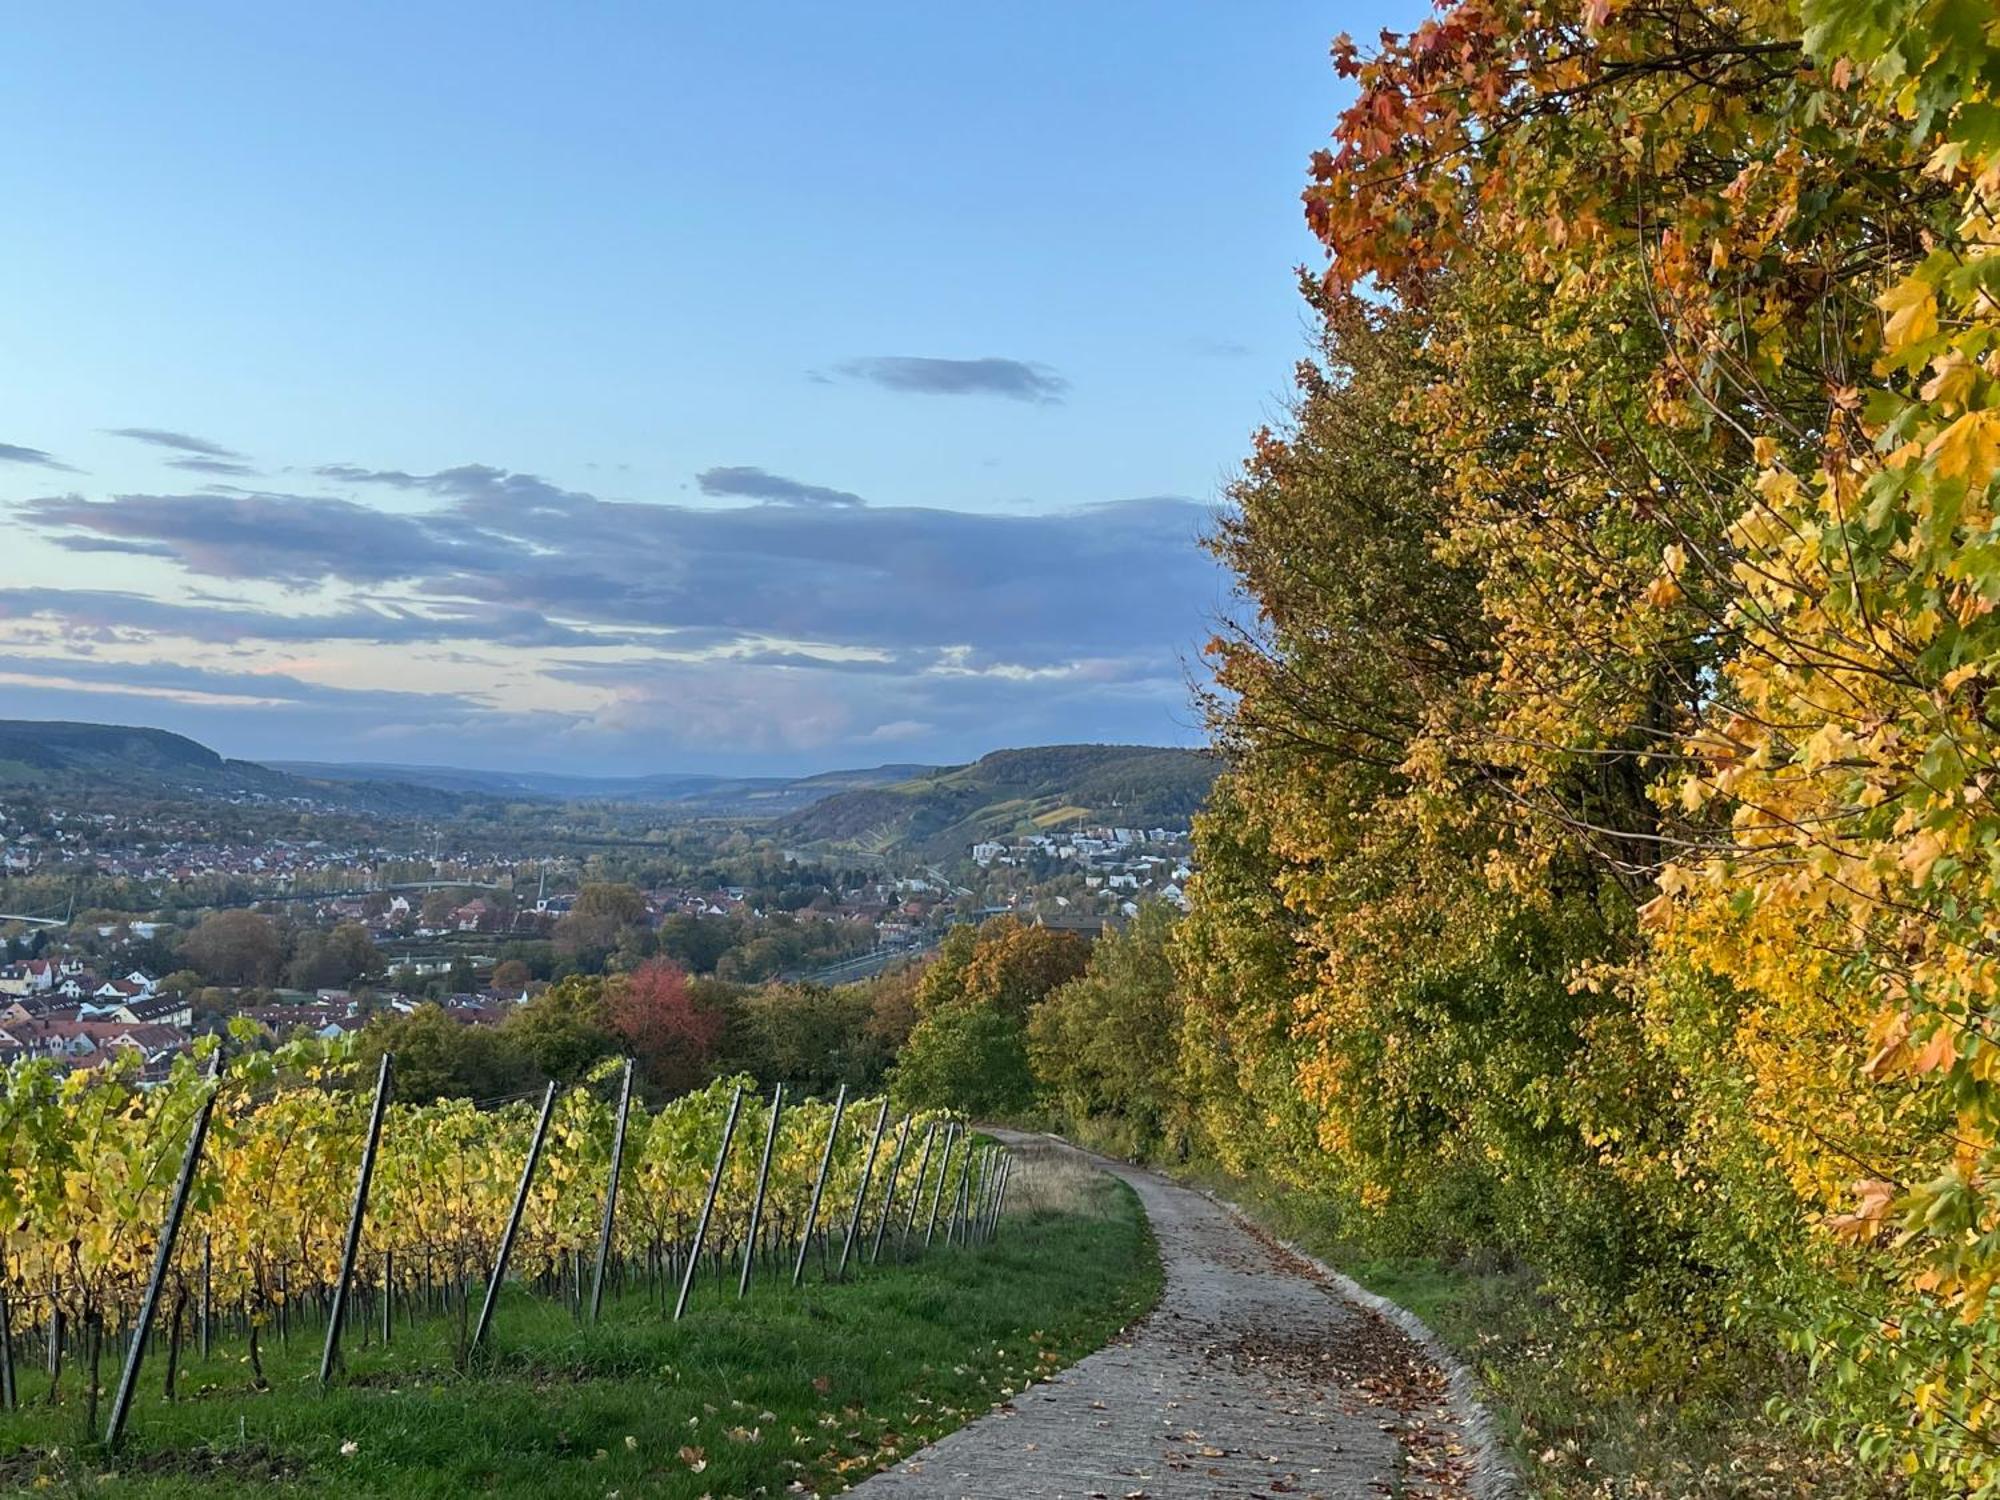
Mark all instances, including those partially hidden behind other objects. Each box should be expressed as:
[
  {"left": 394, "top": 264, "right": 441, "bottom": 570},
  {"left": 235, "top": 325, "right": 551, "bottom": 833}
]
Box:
[
  {"left": 285, "top": 921, "right": 379, "bottom": 991},
  {"left": 603, "top": 959, "right": 725, "bottom": 1095},
  {"left": 499, "top": 975, "right": 615, "bottom": 1085},
  {"left": 1177, "top": 0, "right": 2000, "bottom": 1481},
  {"left": 180, "top": 909, "right": 286, "bottom": 987},
  {"left": 489, "top": 958, "right": 531, "bottom": 993},
  {"left": 356, "top": 1003, "right": 533, "bottom": 1103},
  {"left": 552, "top": 882, "right": 649, "bottom": 967},
  {"left": 734, "top": 982, "right": 887, "bottom": 1098},
  {"left": 891, "top": 917, "right": 1089, "bottom": 1115}
]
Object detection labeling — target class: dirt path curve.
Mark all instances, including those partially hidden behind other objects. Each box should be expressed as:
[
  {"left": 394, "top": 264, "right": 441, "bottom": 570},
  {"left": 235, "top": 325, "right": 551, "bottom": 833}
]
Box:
[{"left": 850, "top": 1131, "right": 1481, "bottom": 1499}]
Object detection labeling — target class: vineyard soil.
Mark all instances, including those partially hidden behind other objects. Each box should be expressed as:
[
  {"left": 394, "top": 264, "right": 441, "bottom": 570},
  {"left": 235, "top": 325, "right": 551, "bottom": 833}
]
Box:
[{"left": 0, "top": 1175, "right": 1159, "bottom": 1498}]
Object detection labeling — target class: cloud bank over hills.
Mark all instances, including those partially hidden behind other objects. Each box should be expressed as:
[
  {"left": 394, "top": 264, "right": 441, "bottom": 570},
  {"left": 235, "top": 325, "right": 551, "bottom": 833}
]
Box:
[{"left": 1, "top": 449, "right": 1224, "bottom": 774}]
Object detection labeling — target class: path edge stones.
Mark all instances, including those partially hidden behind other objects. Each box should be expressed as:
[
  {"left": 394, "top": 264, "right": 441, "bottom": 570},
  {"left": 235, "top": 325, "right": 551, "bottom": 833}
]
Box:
[
  {"left": 1203, "top": 1192, "right": 1522, "bottom": 1500},
  {"left": 1015, "top": 1129, "right": 1520, "bottom": 1500}
]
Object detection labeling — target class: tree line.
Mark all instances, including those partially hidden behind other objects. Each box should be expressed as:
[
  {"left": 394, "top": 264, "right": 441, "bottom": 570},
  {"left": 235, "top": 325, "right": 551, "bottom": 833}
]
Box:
[{"left": 879, "top": 3, "right": 2000, "bottom": 1490}]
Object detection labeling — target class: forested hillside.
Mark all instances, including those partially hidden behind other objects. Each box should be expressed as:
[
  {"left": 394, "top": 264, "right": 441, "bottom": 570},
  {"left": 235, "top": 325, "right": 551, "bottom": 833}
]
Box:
[
  {"left": 891, "top": 3, "right": 2000, "bottom": 1492},
  {"left": 779, "top": 745, "right": 1216, "bottom": 862},
  {"left": 0, "top": 721, "right": 461, "bottom": 814}
]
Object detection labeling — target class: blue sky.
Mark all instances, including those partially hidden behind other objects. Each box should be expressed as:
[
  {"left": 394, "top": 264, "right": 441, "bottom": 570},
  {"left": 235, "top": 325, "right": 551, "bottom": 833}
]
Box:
[{"left": 1, "top": 2, "right": 1391, "bottom": 776}]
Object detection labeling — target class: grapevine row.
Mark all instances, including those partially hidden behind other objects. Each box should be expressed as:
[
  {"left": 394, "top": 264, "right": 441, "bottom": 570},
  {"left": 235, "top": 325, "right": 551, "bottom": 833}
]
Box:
[{"left": 0, "top": 1034, "right": 1007, "bottom": 1433}]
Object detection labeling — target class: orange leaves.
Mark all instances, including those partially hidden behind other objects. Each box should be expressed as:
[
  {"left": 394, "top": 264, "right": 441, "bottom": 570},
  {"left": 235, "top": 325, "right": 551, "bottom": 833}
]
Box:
[{"left": 1828, "top": 1177, "right": 1901, "bottom": 1243}]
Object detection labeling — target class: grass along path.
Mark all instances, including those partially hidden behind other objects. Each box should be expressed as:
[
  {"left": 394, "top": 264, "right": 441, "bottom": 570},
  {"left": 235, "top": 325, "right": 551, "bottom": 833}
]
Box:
[{"left": 0, "top": 1160, "right": 1160, "bottom": 1498}]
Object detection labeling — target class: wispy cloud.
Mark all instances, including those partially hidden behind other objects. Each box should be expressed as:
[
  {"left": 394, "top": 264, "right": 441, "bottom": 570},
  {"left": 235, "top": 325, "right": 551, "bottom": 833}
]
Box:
[
  {"left": 167, "top": 456, "right": 261, "bottom": 477},
  {"left": 105, "top": 427, "right": 245, "bottom": 459},
  {"left": 16, "top": 472, "right": 1215, "bottom": 666},
  {"left": 695, "top": 466, "right": 865, "bottom": 509},
  {"left": 832, "top": 356, "right": 1068, "bottom": 404},
  {"left": 0, "top": 442, "right": 80, "bottom": 473},
  {"left": 0, "top": 588, "right": 615, "bottom": 649},
  {"left": 1189, "top": 336, "right": 1252, "bottom": 359}
]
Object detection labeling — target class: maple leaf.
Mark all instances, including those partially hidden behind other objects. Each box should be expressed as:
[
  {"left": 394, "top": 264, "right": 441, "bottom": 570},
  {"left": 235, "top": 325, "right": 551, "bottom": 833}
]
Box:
[
  {"left": 1927, "top": 411, "right": 2000, "bottom": 490},
  {"left": 1877, "top": 276, "right": 1939, "bottom": 356}
]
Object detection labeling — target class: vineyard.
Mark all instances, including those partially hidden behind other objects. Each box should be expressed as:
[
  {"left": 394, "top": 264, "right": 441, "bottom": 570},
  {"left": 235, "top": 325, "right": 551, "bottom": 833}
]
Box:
[{"left": 0, "top": 1031, "right": 1005, "bottom": 1453}]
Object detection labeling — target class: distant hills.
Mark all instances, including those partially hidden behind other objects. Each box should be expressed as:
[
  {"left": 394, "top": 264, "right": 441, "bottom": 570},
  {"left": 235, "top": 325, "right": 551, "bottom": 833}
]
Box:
[
  {"left": 269, "top": 760, "right": 941, "bottom": 816},
  {"left": 775, "top": 745, "right": 1218, "bottom": 862},
  {"left": 0, "top": 721, "right": 461, "bottom": 814},
  {"left": 0, "top": 721, "right": 1218, "bottom": 853}
]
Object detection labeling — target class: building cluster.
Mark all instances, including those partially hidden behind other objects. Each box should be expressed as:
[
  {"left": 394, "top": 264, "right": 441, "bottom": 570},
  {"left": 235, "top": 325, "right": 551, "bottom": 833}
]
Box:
[
  {"left": 0, "top": 956, "right": 194, "bottom": 1078},
  {"left": 236, "top": 987, "right": 524, "bottom": 1044},
  {"left": 969, "top": 826, "right": 1194, "bottom": 914},
  {"left": 0, "top": 944, "right": 539, "bottom": 1080}
]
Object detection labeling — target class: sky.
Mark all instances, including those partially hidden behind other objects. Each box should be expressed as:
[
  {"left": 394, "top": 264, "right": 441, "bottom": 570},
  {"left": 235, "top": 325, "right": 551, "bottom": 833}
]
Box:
[{"left": 0, "top": 1, "right": 1394, "bottom": 777}]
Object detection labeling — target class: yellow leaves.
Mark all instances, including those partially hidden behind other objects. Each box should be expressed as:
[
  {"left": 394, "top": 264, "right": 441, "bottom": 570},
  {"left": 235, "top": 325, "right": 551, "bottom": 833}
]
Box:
[
  {"left": 1751, "top": 464, "right": 1805, "bottom": 519},
  {"left": 1926, "top": 410, "right": 2000, "bottom": 491},
  {"left": 1828, "top": 1177, "right": 1900, "bottom": 1243},
  {"left": 1911, "top": 1026, "right": 1958, "bottom": 1075},
  {"left": 1877, "top": 275, "right": 1939, "bottom": 357},
  {"left": 1642, "top": 573, "right": 1683, "bottom": 608},
  {"left": 1799, "top": 722, "right": 1855, "bottom": 772},
  {"left": 1642, "top": 542, "right": 1689, "bottom": 609},
  {"left": 1899, "top": 828, "right": 1948, "bottom": 886},
  {"left": 1864, "top": 1008, "right": 1912, "bottom": 1081},
  {"left": 1920, "top": 354, "right": 1978, "bottom": 412}
]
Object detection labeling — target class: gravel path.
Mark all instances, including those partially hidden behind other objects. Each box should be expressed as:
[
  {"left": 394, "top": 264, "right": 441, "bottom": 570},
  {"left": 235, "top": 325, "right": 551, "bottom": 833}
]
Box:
[{"left": 850, "top": 1133, "right": 1477, "bottom": 1499}]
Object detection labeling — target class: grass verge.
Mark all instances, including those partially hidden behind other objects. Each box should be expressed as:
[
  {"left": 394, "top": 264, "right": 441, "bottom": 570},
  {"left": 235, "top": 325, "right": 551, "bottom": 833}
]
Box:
[{"left": 0, "top": 1169, "right": 1159, "bottom": 1498}]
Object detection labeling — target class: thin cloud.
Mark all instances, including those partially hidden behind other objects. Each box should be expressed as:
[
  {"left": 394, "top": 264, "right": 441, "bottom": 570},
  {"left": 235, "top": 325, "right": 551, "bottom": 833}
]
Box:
[
  {"left": 0, "top": 442, "right": 79, "bottom": 472},
  {"left": 314, "top": 463, "right": 424, "bottom": 487},
  {"left": 0, "top": 587, "right": 615, "bottom": 649},
  {"left": 833, "top": 356, "right": 1069, "bottom": 404},
  {"left": 696, "top": 466, "right": 865, "bottom": 509},
  {"left": 105, "top": 427, "right": 245, "bottom": 459},
  {"left": 167, "top": 456, "right": 261, "bottom": 477}
]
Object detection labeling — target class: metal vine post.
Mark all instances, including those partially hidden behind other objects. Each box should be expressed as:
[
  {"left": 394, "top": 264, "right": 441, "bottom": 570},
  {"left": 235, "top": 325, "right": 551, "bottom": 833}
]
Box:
[
  {"left": 105, "top": 1052, "right": 220, "bottom": 1451},
  {"left": 471, "top": 1081, "right": 558, "bottom": 1355},
  {"left": 836, "top": 1098, "right": 891, "bottom": 1280},
  {"left": 897, "top": 1120, "right": 938, "bottom": 1261},
  {"left": 322, "top": 1051, "right": 393, "bottom": 1386},
  {"left": 924, "top": 1122, "right": 958, "bottom": 1247},
  {"left": 674, "top": 1085, "right": 743, "bottom": 1320},
  {"left": 793, "top": 1083, "right": 848, "bottom": 1286},
  {"left": 739, "top": 1082, "right": 784, "bottom": 1298},
  {"left": 869, "top": 1115, "right": 913, "bottom": 1264},
  {"left": 588, "top": 1058, "right": 635, "bottom": 1323}
]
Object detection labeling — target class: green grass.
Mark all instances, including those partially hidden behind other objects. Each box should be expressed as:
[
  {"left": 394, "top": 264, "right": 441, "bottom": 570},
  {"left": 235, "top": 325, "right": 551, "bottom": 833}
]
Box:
[{"left": 0, "top": 1177, "right": 1160, "bottom": 1498}]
